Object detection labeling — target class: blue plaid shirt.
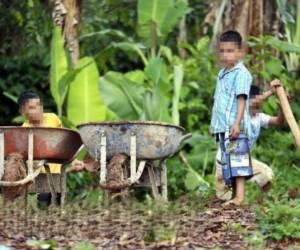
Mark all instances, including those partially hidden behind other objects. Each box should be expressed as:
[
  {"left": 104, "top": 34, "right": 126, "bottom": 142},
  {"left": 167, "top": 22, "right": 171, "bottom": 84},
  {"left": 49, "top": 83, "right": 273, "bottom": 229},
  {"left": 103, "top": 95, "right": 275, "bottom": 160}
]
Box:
[{"left": 210, "top": 61, "right": 252, "bottom": 136}]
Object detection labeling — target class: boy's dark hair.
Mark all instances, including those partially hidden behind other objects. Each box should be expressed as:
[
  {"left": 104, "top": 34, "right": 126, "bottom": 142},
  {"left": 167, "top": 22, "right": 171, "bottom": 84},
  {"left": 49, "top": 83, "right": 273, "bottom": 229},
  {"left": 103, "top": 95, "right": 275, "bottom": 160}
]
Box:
[
  {"left": 219, "top": 30, "right": 242, "bottom": 48},
  {"left": 250, "top": 85, "right": 260, "bottom": 98},
  {"left": 18, "top": 91, "right": 40, "bottom": 108}
]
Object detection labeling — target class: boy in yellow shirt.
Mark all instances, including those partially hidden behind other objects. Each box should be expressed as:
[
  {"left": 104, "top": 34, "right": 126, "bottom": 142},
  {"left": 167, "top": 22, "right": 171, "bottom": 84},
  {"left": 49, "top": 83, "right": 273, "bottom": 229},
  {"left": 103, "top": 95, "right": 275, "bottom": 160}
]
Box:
[{"left": 18, "top": 91, "right": 62, "bottom": 207}]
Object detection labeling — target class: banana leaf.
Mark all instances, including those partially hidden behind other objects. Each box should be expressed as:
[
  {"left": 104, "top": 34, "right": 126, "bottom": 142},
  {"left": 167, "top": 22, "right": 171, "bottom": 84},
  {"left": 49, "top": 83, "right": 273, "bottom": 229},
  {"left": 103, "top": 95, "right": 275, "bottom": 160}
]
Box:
[
  {"left": 99, "top": 71, "right": 145, "bottom": 120},
  {"left": 137, "top": 0, "right": 189, "bottom": 47},
  {"left": 67, "top": 57, "right": 106, "bottom": 125},
  {"left": 50, "top": 26, "right": 68, "bottom": 113}
]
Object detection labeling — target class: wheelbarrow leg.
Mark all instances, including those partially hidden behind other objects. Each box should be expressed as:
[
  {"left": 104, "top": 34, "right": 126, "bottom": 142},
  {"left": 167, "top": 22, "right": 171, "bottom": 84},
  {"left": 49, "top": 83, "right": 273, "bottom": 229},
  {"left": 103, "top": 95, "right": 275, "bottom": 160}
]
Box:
[
  {"left": 99, "top": 130, "right": 107, "bottom": 184},
  {"left": 0, "top": 130, "right": 4, "bottom": 180},
  {"left": 148, "top": 164, "right": 160, "bottom": 200},
  {"left": 60, "top": 164, "right": 67, "bottom": 208},
  {"left": 98, "top": 131, "right": 109, "bottom": 205},
  {"left": 130, "top": 132, "right": 136, "bottom": 183},
  {"left": 44, "top": 164, "right": 58, "bottom": 206},
  {"left": 25, "top": 129, "right": 34, "bottom": 211},
  {"left": 160, "top": 160, "right": 168, "bottom": 202}
]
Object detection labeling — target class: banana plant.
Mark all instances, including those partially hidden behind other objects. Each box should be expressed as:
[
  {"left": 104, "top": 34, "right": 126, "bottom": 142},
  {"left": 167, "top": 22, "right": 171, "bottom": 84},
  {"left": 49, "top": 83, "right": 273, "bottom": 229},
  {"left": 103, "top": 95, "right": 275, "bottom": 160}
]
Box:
[
  {"left": 276, "top": 0, "right": 300, "bottom": 73},
  {"left": 111, "top": 0, "right": 190, "bottom": 63},
  {"left": 138, "top": 0, "right": 190, "bottom": 57},
  {"left": 50, "top": 26, "right": 68, "bottom": 116},
  {"left": 50, "top": 26, "right": 107, "bottom": 126},
  {"left": 100, "top": 57, "right": 180, "bottom": 123},
  {"left": 99, "top": 0, "right": 188, "bottom": 123},
  {"left": 67, "top": 57, "right": 107, "bottom": 125}
]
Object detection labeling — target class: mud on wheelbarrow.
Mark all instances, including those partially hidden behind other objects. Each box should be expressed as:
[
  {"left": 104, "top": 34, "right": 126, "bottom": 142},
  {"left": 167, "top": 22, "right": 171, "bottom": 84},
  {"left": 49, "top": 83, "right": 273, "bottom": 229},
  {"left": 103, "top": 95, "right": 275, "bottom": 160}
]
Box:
[
  {"left": 77, "top": 121, "right": 191, "bottom": 201},
  {"left": 0, "top": 127, "right": 83, "bottom": 206}
]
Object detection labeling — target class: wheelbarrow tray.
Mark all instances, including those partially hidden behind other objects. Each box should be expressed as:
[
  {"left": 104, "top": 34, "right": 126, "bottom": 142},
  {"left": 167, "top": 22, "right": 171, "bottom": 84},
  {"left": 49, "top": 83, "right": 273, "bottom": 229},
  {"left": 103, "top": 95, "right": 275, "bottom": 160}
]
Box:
[
  {"left": 0, "top": 127, "right": 82, "bottom": 163},
  {"left": 77, "top": 121, "right": 186, "bottom": 160}
]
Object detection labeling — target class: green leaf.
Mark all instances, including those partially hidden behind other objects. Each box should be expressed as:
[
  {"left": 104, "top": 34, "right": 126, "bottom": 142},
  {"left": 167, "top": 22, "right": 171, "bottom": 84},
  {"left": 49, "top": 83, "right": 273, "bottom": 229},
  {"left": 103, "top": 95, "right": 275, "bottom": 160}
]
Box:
[
  {"left": 3, "top": 92, "right": 17, "bottom": 103},
  {"left": 57, "top": 69, "right": 79, "bottom": 108},
  {"left": 137, "top": 0, "right": 189, "bottom": 47},
  {"left": 73, "top": 241, "right": 96, "bottom": 250},
  {"left": 99, "top": 71, "right": 145, "bottom": 120},
  {"left": 172, "top": 64, "right": 183, "bottom": 125},
  {"left": 125, "top": 70, "right": 146, "bottom": 84},
  {"left": 184, "top": 169, "right": 208, "bottom": 191},
  {"left": 160, "top": 0, "right": 190, "bottom": 36},
  {"left": 143, "top": 88, "right": 172, "bottom": 122},
  {"left": 67, "top": 57, "right": 106, "bottom": 125},
  {"left": 59, "top": 115, "right": 76, "bottom": 129},
  {"left": 79, "top": 29, "right": 128, "bottom": 41},
  {"left": 265, "top": 59, "right": 283, "bottom": 76},
  {"left": 266, "top": 37, "right": 300, "bottom": 53},
  {"left": 111, "top": 42, "right": 148, "bottom": 65},
  {"left": 50, "top": 26, "right": 68, "bottom": 111},
  {"left": 144, "top": 58, "right": 167, "bottom": 86},
  {"left": 158, "top": 46, "right": 173, "bottom": 62}
]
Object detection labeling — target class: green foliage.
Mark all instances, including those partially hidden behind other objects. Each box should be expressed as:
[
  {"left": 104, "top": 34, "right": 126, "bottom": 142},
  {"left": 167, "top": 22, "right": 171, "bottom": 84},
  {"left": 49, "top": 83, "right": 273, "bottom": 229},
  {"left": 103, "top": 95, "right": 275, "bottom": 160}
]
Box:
[
  {"left": 26, "top": 239, "right": 58, "bottom": 250},
  {"left": 67, "top": 57, "right": 107, "bottom": 125},
  {"left": 0, "top": 0, "right": 53, "bottom": 125},
  {"left": 276, "top": 0, "right": 300, "bottom": 73},
  {"left": 172, "top": 64, "right": 183, "bottom": 125},
  {"left": 50, "top": 26, "right": 68, "bottom": 115},
  {"left": 256, "top": 202, "right": 300, "bottom": 240},
  {"left": 137, "top": 0, "right": 190, "bottom": 49},
  {"left": 99, "top": 71, "right": 145, "bottom": 120},
  {"left": 73, "top": 242, "right": 96, "bottom": 250},
  {"left": 246, "top": 129, "right": 300, "bottom": 241}
]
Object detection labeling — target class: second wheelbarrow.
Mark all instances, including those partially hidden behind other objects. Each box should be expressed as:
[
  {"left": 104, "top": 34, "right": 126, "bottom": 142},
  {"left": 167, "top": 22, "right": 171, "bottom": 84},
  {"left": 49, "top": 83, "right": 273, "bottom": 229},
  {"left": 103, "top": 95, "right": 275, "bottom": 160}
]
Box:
[{"left": 77, "top": 121, "right": 191, "bottom": 200}]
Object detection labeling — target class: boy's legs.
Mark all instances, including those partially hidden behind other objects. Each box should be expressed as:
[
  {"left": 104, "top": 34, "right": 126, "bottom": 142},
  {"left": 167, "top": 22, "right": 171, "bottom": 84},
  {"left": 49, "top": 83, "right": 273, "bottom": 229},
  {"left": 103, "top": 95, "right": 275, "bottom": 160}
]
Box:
[
  {"left": 37, "top": 192, "right": 61, "bottom": 208},
  {"left": 215, "top": 158, "right": 232, "bottom": 201},
  {"left": 35, "top": 173, "right": 62, "bottom": 208},
  {"left": 232, "top": 177, "right": 245, "bottom": 205},
  {"left": 250, "top": 158, "right": 273, "bottom": 190}
]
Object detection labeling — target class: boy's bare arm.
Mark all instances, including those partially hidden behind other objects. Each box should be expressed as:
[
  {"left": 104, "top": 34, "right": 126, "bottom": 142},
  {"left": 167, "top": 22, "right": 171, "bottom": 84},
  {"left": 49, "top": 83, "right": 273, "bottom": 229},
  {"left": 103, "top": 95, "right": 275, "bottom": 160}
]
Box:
[
  {"left": 260, "top": 90, "right": 273, "bottom": 102},
  {"left": 269, "top": 106, "right": 285, "bottom": 126},
  {"left": 259, "top": 79, "right": 282, "bottom": 103},
  {"left": 268, "top": 79, "right": 291, "bottom": 127},
  {"left": 230, "top": 95, "right": 246, "bottom": 139}
]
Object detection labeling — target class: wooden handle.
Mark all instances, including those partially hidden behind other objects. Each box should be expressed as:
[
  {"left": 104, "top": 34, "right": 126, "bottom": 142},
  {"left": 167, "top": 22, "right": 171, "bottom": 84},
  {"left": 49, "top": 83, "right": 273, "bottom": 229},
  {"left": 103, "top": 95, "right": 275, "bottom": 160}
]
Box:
[{"left": 276, "top": 86, "right": 300, "bottom": 149}]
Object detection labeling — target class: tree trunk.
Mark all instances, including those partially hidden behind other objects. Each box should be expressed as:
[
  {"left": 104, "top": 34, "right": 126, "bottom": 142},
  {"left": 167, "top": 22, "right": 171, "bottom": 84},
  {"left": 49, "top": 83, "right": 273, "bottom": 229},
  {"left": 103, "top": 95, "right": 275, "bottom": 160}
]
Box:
[
  {"left": 62, "top": 0, "right": 80, "bottom": 66},
  {"left": 177, "top": 16, "right": 188, "bottom": 59},
  {"left": 203, "top": 0, "right": 277, "bottom": 40},
  {"left": 52, "top": 0, "right": 80, "bottom": 67}
]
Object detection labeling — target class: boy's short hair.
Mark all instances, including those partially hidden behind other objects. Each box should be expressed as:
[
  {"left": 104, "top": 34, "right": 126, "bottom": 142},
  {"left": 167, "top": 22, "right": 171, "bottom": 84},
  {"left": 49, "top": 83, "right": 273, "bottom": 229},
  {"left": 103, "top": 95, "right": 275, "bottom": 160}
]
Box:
[
  {"left": 18, "top": 91, "right": 40, "bottom": 108},
  {"left": 219, "top": 30, "right": 242, "bottom": 48},
  {"left": 250, "top": 85, "right": 260, "bottom": 98}
]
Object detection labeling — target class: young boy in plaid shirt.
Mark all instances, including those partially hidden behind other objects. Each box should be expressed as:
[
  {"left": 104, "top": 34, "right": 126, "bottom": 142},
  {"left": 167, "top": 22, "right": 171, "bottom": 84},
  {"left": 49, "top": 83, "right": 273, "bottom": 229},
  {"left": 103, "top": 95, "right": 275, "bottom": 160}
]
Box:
[{"left": 210, "top": 30, "right": 252, "bottom": 206}]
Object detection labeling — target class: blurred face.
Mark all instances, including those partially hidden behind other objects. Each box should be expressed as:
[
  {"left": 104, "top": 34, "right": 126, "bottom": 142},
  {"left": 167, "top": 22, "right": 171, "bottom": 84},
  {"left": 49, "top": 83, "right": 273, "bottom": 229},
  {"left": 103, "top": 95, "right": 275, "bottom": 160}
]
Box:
[
  {"left": 218, "top": 42, "right": 242, "bottom": 68},
  {"left": 250, "top": 95, "right": 262, "bottom": 116},
  {"left": 20, "top": 98, "right": 43, "bottom": 124}
]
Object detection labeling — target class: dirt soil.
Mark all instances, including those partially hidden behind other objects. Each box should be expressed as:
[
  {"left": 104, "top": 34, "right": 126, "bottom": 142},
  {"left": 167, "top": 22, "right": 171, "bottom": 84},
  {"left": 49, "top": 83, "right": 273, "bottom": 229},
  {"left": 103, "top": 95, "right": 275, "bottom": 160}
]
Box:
[{"left": 0, "top": 197, "right": 260, "bottom": 250}]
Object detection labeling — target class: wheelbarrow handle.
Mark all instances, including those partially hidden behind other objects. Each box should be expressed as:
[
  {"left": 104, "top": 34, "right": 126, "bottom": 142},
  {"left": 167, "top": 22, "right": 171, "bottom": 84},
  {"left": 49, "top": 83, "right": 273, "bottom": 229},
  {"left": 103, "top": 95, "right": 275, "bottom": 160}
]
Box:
[{"left": 179, "top": 133, "right": 192, "bottom": 145}]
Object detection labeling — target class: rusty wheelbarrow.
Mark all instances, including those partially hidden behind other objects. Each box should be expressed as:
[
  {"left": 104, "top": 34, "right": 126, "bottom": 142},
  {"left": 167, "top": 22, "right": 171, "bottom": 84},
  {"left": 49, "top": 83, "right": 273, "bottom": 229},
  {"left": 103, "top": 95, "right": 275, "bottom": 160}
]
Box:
[
  {"left": 77, "top": 121, "right": 191, "bottom": 201},
  {"left": 0, "top": 127, "right": 82, "bottom": 206}
]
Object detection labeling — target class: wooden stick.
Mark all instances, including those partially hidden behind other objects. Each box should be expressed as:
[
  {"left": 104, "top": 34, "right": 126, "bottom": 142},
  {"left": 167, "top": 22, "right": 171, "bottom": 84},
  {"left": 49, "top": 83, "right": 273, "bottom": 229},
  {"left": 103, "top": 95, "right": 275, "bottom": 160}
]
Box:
[{"left": 276, "top": 86, "right": 300, "bottom": 149}]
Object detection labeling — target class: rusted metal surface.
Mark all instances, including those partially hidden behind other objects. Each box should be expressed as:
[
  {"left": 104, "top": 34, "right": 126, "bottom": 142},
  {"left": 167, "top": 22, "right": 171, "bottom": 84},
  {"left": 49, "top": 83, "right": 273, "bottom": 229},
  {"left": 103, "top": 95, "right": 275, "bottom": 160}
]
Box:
[
  {"left": 77, "top": 121, "right": 188, "bottom": 160},
  {"left": 0, "top": 127, "right": 82, "bottom": 163}
]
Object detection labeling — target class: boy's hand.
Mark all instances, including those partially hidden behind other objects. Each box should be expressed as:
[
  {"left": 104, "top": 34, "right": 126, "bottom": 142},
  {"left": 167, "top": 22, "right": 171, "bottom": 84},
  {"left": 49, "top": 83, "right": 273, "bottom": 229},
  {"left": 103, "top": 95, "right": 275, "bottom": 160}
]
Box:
[
  {"left": 68, "top": 159, "right": 85, "bottom": 172},
  {"left": 270, "top": 79, "right": 282, "bottom": 93},
  {"left": 230, "top": 123, "right": 240, "bottom": 139}
]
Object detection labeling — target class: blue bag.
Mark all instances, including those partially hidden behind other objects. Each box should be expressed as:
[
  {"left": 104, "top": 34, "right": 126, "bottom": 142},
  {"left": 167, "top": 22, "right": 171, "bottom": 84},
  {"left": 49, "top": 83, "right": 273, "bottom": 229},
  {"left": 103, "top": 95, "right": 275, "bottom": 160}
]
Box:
[{"left": 220, "top": 133, "right": 253, "bottom": 187}]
